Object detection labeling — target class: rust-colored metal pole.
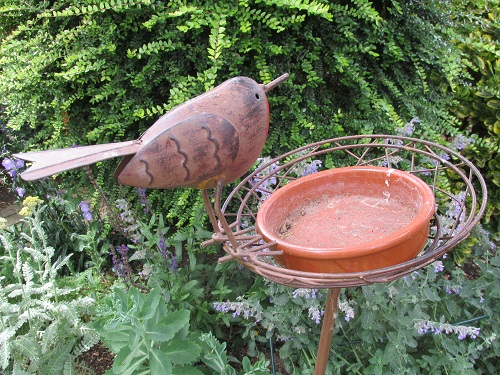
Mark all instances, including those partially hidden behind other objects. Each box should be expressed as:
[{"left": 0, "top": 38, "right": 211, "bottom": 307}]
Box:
[{"left": 314, "top": 287, "right": 342, "bottom": 375}]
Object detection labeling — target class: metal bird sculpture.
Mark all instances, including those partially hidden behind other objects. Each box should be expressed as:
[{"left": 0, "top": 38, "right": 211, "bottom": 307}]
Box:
[{"left": 14, "top": 74, "right": 289, "bottom": 189}]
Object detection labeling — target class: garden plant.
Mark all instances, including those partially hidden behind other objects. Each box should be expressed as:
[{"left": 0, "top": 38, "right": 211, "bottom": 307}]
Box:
[{"left": 1, "top": 0, "right": 499, "bottom": 374}]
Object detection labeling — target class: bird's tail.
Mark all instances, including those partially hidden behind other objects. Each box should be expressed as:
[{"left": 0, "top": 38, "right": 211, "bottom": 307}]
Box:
[{"left": 13, "top": 140, "right": 142, "bottom": 181}]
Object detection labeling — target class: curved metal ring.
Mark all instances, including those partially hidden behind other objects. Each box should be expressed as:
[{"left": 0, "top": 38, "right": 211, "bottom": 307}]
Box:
[{"left": 211, "top": 135, "right": 487, "bottom": 288}]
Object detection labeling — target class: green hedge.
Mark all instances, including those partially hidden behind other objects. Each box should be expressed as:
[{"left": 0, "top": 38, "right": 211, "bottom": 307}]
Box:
[{"left": 1, "top": 0, "right": 496, "bottom": 228}]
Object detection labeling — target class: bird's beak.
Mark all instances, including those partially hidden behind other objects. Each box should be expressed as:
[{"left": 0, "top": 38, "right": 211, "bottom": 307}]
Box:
[{"left": 261, "top": 73, "right": 289, "bottom": 93}]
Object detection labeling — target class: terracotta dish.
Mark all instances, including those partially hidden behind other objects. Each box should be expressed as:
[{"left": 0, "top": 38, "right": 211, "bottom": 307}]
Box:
[{"left": 256, "top": 166, "right": 436, "bottom": 273}]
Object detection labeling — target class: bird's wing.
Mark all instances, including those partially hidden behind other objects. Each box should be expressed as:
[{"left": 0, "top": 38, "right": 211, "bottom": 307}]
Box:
[
  {"left": 13, "top": 140, "right": 142, "bottom": 181},
  {"left": 115, "top": 114, "right": 239, "bottom": 189}
]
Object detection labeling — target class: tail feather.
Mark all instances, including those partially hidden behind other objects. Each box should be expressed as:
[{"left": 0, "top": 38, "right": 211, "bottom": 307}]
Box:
[{"left": 13, "top": 140, "right": 142, "bottom": 181}]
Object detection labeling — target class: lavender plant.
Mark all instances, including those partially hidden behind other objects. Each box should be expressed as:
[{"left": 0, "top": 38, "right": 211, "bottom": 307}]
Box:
[
  {"left": 211, "top": 145, "right": 497, "bottom": 373},
  {"left": 212, "top": 227, "right": 497, "bottom": 374}
]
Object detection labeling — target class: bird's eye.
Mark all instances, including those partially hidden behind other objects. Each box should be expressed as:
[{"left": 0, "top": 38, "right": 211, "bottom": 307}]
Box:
[{"left": 255, "top": 93, "right": 260, "bottom": 100}]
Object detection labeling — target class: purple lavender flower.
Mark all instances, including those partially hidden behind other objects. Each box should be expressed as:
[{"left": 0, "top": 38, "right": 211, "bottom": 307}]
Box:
[
  {"left": 433, "top": 260, "right": 444, "bottom": 273},
  {"left": 110, "top": 244, "right": 132, "bottom": 282},
  {"left": 301, "top": 160, "right": 322, "bottom": 176},
  {"left": 445, "top": 285, "right": 461, "bottom": 295},
  {"left": 170, "top": 256, "right": 178, "bottom": 274},
  {"left": 416, "top": 320, "right": 480, "bottom": 340},
  {"left": 338, "top": 301, "right": 356, "bottom": 321},
  {"left": 397, "top": 117, "right": 419, "bottom": 136},
  {"left": 252, "top": 157, "right": 280, "bottom": 200},
  {"left": 213, "top": 301, "right": 229, "bottom": 313},
  {"left": 158, "top": 233, "right": 178, "bottom": 273},
  {"left": 451, "top": 134, "right": 474, "bottom": 151},
  {"left": 158, "top": 235, "right": 168, "bottom": 259},
  {"left": 117, "top": 244, "right": 129, "bottom": 256},
  {"left": 137, "top": 188, "right": 150, "bottom": 213},
  {"left": 292, "top": 288, "right": 319, "bottom": 299},
  {"left": 79, "top": 201, "right": 93, "bottom": 221},
  {"left": 213, "top": 298, "right": 261, "bottom": 321},
  {"left": 308, "top": 306, "right": 324, "bottom": 324}
]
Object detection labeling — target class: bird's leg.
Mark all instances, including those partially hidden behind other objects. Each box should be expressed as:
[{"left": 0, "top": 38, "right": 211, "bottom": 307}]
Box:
[
  {"left": 214, "top": 179, "right": 239, "bottom": 256},
  {"left": 201, "top": 189, "right": 221, "bottom": 234}
]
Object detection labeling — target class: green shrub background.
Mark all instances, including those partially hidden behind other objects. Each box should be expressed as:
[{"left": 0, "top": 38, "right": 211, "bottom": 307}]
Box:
[
  {"left": 1, "top": 1, "right": 499, "bottom": 373},
  {"left": 1, "top": 0, "right": 498, "bottom": 229}
]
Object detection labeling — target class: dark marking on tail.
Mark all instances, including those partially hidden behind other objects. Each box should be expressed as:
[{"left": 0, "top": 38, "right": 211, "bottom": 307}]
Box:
[
  {"left": 169, "top": 135, "right": 190, "bottom": 180},
  {"left": 202, "top": 125, "right": 221, "bottom": 169}
]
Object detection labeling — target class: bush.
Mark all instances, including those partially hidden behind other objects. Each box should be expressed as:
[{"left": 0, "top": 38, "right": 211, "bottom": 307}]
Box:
[
  {"left": 448, "top": 0, "right": 500, "bottom": 229},
  {"left": 0, "top": 0, "right": 477, "bottom": 227}
]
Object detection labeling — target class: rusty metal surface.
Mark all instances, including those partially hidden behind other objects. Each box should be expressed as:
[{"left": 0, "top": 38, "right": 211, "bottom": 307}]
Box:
[
  {"left": 14, "top": 74, "right": 289, "bottom": 189},
  {"left": 204, "top": 135, "right": 488, "bottom": 288}
]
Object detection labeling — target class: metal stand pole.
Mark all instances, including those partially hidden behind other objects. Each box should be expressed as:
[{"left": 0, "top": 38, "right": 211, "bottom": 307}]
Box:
[{"left": 314, "top": 288, "right": 341, "bottom": 375}]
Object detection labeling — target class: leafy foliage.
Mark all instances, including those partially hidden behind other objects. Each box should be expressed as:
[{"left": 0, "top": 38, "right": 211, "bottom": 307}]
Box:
[
  {"left": 0, "top": 210, "right": 99, "bottom": 375},
  {"left": 213, "top": 226, "right": 498, "bottom": 374},
  {"left": 1, "top": 1, "right": 498, "bottom": 373},
  {"left": 448, "top": 0, "right": 500, "bottom": 228},
  {"left": 0, "top": 0, "right": 478, "bottom": 228},
  {"left": 199, "top": 332, "right": 270, "bottom": 375},
  {"left": 93, "top": 285, "right": 204, "bottom": 375}
]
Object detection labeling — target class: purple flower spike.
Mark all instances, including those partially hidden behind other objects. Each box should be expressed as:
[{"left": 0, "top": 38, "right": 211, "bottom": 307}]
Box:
[{"left": 137, "top": 187, "right": 151, "bottom": 213}]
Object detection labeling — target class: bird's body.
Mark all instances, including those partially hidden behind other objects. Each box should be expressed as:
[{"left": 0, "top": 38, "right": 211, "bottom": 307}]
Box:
[{"left": 14, "top": 74, "right": 288, "bottom": 189}]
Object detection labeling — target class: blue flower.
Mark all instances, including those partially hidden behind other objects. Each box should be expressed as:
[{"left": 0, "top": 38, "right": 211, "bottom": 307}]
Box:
[
  {"left": 16, "top": 187, "right": 25, "bottom": 198},
  {"left": 2, "top": 157, "right": 15, "bottom": 171},
  {"left": 79, "top": 201, "right": 93, "bottom": 221},
  {"left": 2, "top": 157, "right": 24, "bottom": 181},
  {"left": 14, "top": 159, "right": 24, "bottom": 169}
]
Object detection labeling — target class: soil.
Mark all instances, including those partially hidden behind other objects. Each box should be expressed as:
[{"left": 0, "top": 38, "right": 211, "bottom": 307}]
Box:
[
  {"left": 77, "top": 341, "right": 288, "bottom": 375},
  {"left": 0, "top": 184, "right": 16, "bottom": 209},
  {"left": 77, "top": 342, "right": 115, "bottom": 375},
  {"left": 280, "top": 194, "right": 418, "bottom": 248}
]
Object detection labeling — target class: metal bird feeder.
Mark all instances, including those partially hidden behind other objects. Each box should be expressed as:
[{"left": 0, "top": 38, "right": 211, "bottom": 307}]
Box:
[{"left": 202, "top": 134, "right": 487, "bottom": 375}]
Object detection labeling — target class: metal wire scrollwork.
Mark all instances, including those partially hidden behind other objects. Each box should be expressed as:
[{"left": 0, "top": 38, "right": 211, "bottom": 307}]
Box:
[{"left": 206, "top": 135, "right": 488, "bottom": 288}]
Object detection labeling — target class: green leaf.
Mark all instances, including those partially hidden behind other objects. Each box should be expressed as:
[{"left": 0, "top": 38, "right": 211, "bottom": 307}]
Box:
[
  {"left": 171, "top": 366, "right": 205, "bottom": 375},
  {"left": 149, "top": 347, "right": 172, "bottom": 375},
  {"left": 138, "top": 289, "right": 161, "bottom": 320},
  {"left": 113, "top": 343, "right": 147, "bottom": 375},
  {"left": 473, "top": 55, "right": 486, "bottom": 70},
  {"left": 145, "top": 322, "right": 175, "bottom": 342},
  {"left": 475, "top": 89, "right": 494, "bottom": 98},
  {"left": 164, "top": 339, "right": 201, "bottom": 365},
  {"left": 487, "top": 99, "right": 500, "bottom": 109},
  {"left": 100, "top": 327, "right": 132, "bottom": 352},
  {"left": 161, "top": 310, "right": 190, "bottom": 335}
]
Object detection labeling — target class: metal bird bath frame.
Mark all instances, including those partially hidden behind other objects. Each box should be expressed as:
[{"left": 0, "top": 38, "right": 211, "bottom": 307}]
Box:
[{"left": 202, "top": 134, "right": 487, "bottom": 374}]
